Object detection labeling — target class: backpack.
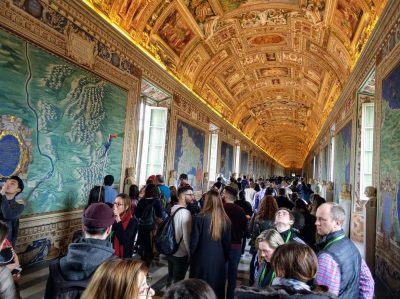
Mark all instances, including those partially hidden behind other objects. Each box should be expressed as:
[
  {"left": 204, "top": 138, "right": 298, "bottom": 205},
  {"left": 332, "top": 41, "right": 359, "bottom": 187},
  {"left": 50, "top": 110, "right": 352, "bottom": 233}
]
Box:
[
  {"left": 138, "top": 199, "right": 155, "bottom": 231},
  {"left": 47, "top": 260, "right": 92, "bottom": 299},
  {"left": 157, "top": 186, "right": 167, "bottom": 210},
  {"left": 155, "top": 207, "right": 185, "bottom": 255}
]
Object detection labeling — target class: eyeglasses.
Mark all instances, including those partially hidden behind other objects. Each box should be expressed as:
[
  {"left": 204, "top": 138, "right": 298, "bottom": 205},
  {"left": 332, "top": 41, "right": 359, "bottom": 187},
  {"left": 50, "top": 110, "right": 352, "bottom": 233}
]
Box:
[{"left": 113, "top": 203, "right": 124, "bottom": 207}]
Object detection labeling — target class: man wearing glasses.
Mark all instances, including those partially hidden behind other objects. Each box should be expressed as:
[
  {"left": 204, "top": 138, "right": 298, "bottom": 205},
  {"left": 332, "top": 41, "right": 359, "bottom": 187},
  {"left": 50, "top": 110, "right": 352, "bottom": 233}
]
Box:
[{"left": 166, "top": 185, "right": 193, "bottom": 286}]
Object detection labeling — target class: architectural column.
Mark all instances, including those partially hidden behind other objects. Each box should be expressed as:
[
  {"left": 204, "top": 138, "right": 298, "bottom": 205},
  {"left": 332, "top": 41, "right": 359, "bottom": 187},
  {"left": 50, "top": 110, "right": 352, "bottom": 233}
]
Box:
[{"left": 364, "top": 186, "right": 377, "bottom": 274}]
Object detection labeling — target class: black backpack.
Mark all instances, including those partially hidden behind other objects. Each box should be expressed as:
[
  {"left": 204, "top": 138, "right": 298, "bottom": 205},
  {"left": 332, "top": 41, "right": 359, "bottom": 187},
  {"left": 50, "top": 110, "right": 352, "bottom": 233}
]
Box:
[
  {"left": 155, "top": 207, "right": 185, "bottom": 255},
  {"left": 138, "top": 199, "right": 156, "bottom": 230}
]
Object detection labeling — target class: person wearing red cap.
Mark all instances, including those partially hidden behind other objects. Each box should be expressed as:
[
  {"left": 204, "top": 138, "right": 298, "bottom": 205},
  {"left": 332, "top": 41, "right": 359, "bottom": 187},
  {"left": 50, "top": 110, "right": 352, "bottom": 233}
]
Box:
[{"left": 44, "top": 203, "right": 116, "bottom": 299}]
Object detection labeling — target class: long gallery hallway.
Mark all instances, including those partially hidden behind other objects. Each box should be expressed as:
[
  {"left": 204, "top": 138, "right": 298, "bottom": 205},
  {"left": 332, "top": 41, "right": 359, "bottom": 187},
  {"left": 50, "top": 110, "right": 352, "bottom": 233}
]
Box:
[{"left": 1, "top": 0, "right": 400, "bottom": 297}]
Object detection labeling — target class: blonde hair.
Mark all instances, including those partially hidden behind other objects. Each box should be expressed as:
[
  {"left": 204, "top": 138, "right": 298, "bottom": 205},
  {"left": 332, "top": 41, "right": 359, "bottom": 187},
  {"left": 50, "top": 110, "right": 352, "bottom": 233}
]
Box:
[
  {"left": 82, "top": 259, "right": 147, "bottom": 299},
  {"left": 256, "top": 229, "right": 284, "bottom": 251},
  {"left": 201, "top": 190, "right": 230, "bottom": 240}
]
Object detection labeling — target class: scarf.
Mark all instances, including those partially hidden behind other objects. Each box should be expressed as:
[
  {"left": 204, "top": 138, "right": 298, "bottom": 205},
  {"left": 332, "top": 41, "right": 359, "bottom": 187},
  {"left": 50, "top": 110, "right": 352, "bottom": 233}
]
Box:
[
  {"left": 113, "top": 211, "right": 132, "bottom": 257},
  {"left": 272, "top": 277, "right": 311, "bottom": 291}
]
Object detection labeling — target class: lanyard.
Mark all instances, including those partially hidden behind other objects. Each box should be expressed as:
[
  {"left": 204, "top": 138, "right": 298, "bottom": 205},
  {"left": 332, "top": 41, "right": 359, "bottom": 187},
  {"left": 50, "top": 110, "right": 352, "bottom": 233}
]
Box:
[
  {"left": 285, "top": 230, "right": 292, "bottom": 243},
  {"left": 324, "top": 234, "right": 345, "bottom": 249},
  {"left": 259, "top": 264, "right": 277, "bottom": 286},
  {"left": 259, "top": 230, "right": 291, "bottom": 287}
]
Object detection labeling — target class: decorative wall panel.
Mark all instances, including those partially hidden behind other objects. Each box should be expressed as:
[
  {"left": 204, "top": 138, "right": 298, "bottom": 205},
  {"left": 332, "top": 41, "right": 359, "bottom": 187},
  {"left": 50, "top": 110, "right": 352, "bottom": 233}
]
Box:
[
  {"left": 174, "top": 119, "right": 205, "bottom": 191},
  {"left": 220, "top": 141, "right": 234, "bottom": 178},
  {"left": 240, "top": 151, "right": 249, "bottom": 176},
  {"left": 333, "top": 121, "right": 352, "bottom": 202},
  {"left": 0, "top": 29, "right": 127, "bottom": 214}
]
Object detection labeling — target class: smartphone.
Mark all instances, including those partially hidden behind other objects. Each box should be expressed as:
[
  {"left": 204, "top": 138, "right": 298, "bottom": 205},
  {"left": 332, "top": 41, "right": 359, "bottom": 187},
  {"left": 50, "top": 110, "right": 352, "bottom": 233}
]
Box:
[{"left": 11, "top": 267, "right": 22, "bottom": 275}]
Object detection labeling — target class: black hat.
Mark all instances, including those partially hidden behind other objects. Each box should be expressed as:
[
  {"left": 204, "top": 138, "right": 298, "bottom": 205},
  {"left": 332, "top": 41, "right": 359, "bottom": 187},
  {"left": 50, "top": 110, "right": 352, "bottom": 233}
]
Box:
[{"left": 9, "top": 176, "right": 24, "bottom": 194}]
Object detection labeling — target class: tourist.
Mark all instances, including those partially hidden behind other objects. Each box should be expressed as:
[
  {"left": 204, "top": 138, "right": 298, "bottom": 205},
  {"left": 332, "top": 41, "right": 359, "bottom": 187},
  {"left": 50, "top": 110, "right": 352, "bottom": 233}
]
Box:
[
  {"left": 253, "top": 229, "right": 284, "bottom": 288},
  {"left": 293, "top": 197, "right": 316, "bottom": 248},
  {"left": 248, "top": 195, "right": 278, "bottom": 285},
  {"left": 156, "top": 174, "right": 171, "bottom": 208},
  {"left": 112, "top": 193, "right": 138, "bottom": 258},
  {"left": 86, "top": 186, "right": 106, "bottom": 209},
  {"left": 190, "top": 190, "right": 231, "bottom": 299},
  {"left": 135, "top": 183, "right": 163, "bottom": 267},
  {"left": 82, "top": 259, "right": 154, "bottom": 299},
  {"left": 222, "top": 186, "right": 247, "bottom": 299},
  {"left": 128, "top": 184, "right": 139, "bottom": 215},
  {"left": 274, "top": 208, "right": 305, "bottom": 244},
  {"left": 178, "top": 173, "right": 190, "bottom": 188},
  {"left": 166, "top": 185, "right": 193, "bottom": 286},
  {"left": 236, "top": 243, "right": 336, "bottom": 298},
  {"left": 103, "top": 175, "right": 118, "bottom": 205},
  {"left": 275, "top": 188, "right": 294, "bottom": 210},
  {"left": 0, "top": 221, "right": 17, "bottom": 299},
  {"left": 168, "top": 186, "right": 178, "bottom": 209},
  {"left": 163, "top": 278, "right": 217, "bottom": 299},
  {"left": 309, "top": 194, "right": 326, "bottom": 216},
  {"left": 0, "top": 176, "right": 25, "bottom": 246},
  {"left": 315, "top": 203, "right": 374, "bottom": 298},
  {"left": 252, "top": 182, "right": 266, "bottom": 213},
  {"left": 241, "top": 175, "right": 250, "bottom": 191},
  {"left": 244, "top": 181, "right": 256, "bottom": 205},
  {"left": 45, "top": 203, "right": 115, "bottom": 298}
]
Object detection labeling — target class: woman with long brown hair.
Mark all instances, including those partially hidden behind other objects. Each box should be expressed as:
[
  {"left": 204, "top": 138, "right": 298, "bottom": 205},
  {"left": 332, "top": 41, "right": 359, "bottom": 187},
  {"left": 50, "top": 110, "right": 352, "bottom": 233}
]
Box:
[
  {"left": 248, "top": 195, "right": 278, "bottom": 286},
  {"left": 190, "top": 189, "right": 231, "bottom": 299},
  {"left": 82, "top": 259, "right": 154, "bottom": 299}
]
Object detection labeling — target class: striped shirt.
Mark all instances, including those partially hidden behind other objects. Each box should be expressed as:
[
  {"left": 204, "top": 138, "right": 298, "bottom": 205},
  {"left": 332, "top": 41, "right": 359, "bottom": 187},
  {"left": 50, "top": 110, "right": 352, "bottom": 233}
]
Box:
[{"left": 316, "top": 253, "right": 374, "bottom": 298}]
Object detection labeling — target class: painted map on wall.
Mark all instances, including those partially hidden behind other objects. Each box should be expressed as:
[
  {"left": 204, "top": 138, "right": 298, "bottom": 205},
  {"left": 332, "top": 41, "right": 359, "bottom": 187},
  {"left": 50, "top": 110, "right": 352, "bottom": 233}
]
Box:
[
  {"left": 0, "top": 29, "right": 127, "bottom": 215},
  {"left": 220, "top": 141, "right": 233, "bottom": 178},
  {"left": 174, "top": 120, "right": 205, "bottom": 190},
  {"left": 240, "top": 151, "right": 249, "bottom": 175},
  {"left": 379, "top": 65, "right": 400, "bottom": 244},
  {"left": 375, "top": 61, "right": 400, "bottom": 294},
  {"left": 334, "top": 121, "right": 352, "bottom": 202}
]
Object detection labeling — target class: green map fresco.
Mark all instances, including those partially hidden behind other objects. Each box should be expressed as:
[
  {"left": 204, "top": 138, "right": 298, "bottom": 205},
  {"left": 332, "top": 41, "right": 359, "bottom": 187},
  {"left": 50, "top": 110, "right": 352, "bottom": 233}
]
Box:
[
  {"left": 0, "top": 29, "right": 127, "bottom": 215},
  {"left": 379, "top": 71, "right": 400, "bottom": 241},
  {"left": 333, "top": 122, "right": 352, "bottom": 202}
]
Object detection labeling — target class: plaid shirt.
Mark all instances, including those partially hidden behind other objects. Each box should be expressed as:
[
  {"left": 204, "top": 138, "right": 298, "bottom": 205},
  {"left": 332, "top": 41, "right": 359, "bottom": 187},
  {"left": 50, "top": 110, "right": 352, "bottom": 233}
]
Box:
[{"left": 316, "top": 253, "right": 374, "bottom": 298}]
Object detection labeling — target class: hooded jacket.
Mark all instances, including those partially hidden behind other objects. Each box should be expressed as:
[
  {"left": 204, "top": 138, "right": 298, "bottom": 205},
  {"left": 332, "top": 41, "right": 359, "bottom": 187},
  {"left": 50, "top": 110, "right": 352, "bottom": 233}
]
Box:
[{"left": 44, "top": 237, "right": 115, "bottom": 299}]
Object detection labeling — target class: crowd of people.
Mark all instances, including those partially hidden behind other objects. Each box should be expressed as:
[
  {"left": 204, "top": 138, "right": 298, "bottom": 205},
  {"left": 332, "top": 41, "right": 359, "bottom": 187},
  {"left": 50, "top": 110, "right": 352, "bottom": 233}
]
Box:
[{"left": 0, "top": 174, "right": 375, "bottom": 299}]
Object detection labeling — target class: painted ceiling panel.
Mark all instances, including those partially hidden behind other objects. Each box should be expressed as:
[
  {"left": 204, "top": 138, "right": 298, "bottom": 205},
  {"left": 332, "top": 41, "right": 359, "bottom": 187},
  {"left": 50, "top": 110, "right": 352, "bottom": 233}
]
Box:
[{"left": 84, "top": 0, "right": 387, "bottom": 168}]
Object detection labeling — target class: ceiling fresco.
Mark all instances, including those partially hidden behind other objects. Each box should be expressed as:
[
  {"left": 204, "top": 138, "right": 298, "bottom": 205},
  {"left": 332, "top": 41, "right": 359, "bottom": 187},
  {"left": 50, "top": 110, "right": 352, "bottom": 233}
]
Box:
[{"left": 85, "top": 0, "right": 387, "bottom": 168}]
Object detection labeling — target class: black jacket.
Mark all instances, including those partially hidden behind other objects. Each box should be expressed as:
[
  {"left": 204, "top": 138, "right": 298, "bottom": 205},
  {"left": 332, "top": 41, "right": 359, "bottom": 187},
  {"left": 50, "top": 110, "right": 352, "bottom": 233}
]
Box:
[
  {"left": 112, "top": 217, "right": 138, "bottom": 258},
  {"left": 44, "top": 238, "right": 115, "bottom": 299},
  {"left": 235, "top": 285, "right": 338, "bottom": 299}
]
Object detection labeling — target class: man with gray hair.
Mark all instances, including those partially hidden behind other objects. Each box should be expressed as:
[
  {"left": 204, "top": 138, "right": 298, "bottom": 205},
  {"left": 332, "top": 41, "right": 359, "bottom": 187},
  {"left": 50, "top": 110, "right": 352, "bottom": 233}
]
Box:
[{"left": 315, "top": 202, "right": 374, "bottom": 298}]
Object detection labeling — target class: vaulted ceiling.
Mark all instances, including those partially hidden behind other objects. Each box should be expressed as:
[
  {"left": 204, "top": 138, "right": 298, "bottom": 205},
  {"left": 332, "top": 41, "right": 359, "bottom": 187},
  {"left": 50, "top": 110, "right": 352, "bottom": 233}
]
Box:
[{"left": 84, "top": 0, "right": 387, "bottom": 168}]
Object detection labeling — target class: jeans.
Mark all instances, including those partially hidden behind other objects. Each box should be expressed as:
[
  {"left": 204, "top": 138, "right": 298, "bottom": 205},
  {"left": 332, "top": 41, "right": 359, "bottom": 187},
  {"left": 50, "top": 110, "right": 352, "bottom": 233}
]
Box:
[
  {"left": 226, "top": 247, "right": 242, "bottom": 299},
  {"left": 166, "top": 255, "right": 189, "bottom": 286}
]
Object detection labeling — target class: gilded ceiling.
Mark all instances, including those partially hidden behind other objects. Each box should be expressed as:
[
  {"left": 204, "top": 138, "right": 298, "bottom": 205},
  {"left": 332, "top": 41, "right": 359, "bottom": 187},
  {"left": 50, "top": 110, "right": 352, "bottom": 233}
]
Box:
[{"left": 85, "top": 0, "right": 387, "bottom": 168}]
